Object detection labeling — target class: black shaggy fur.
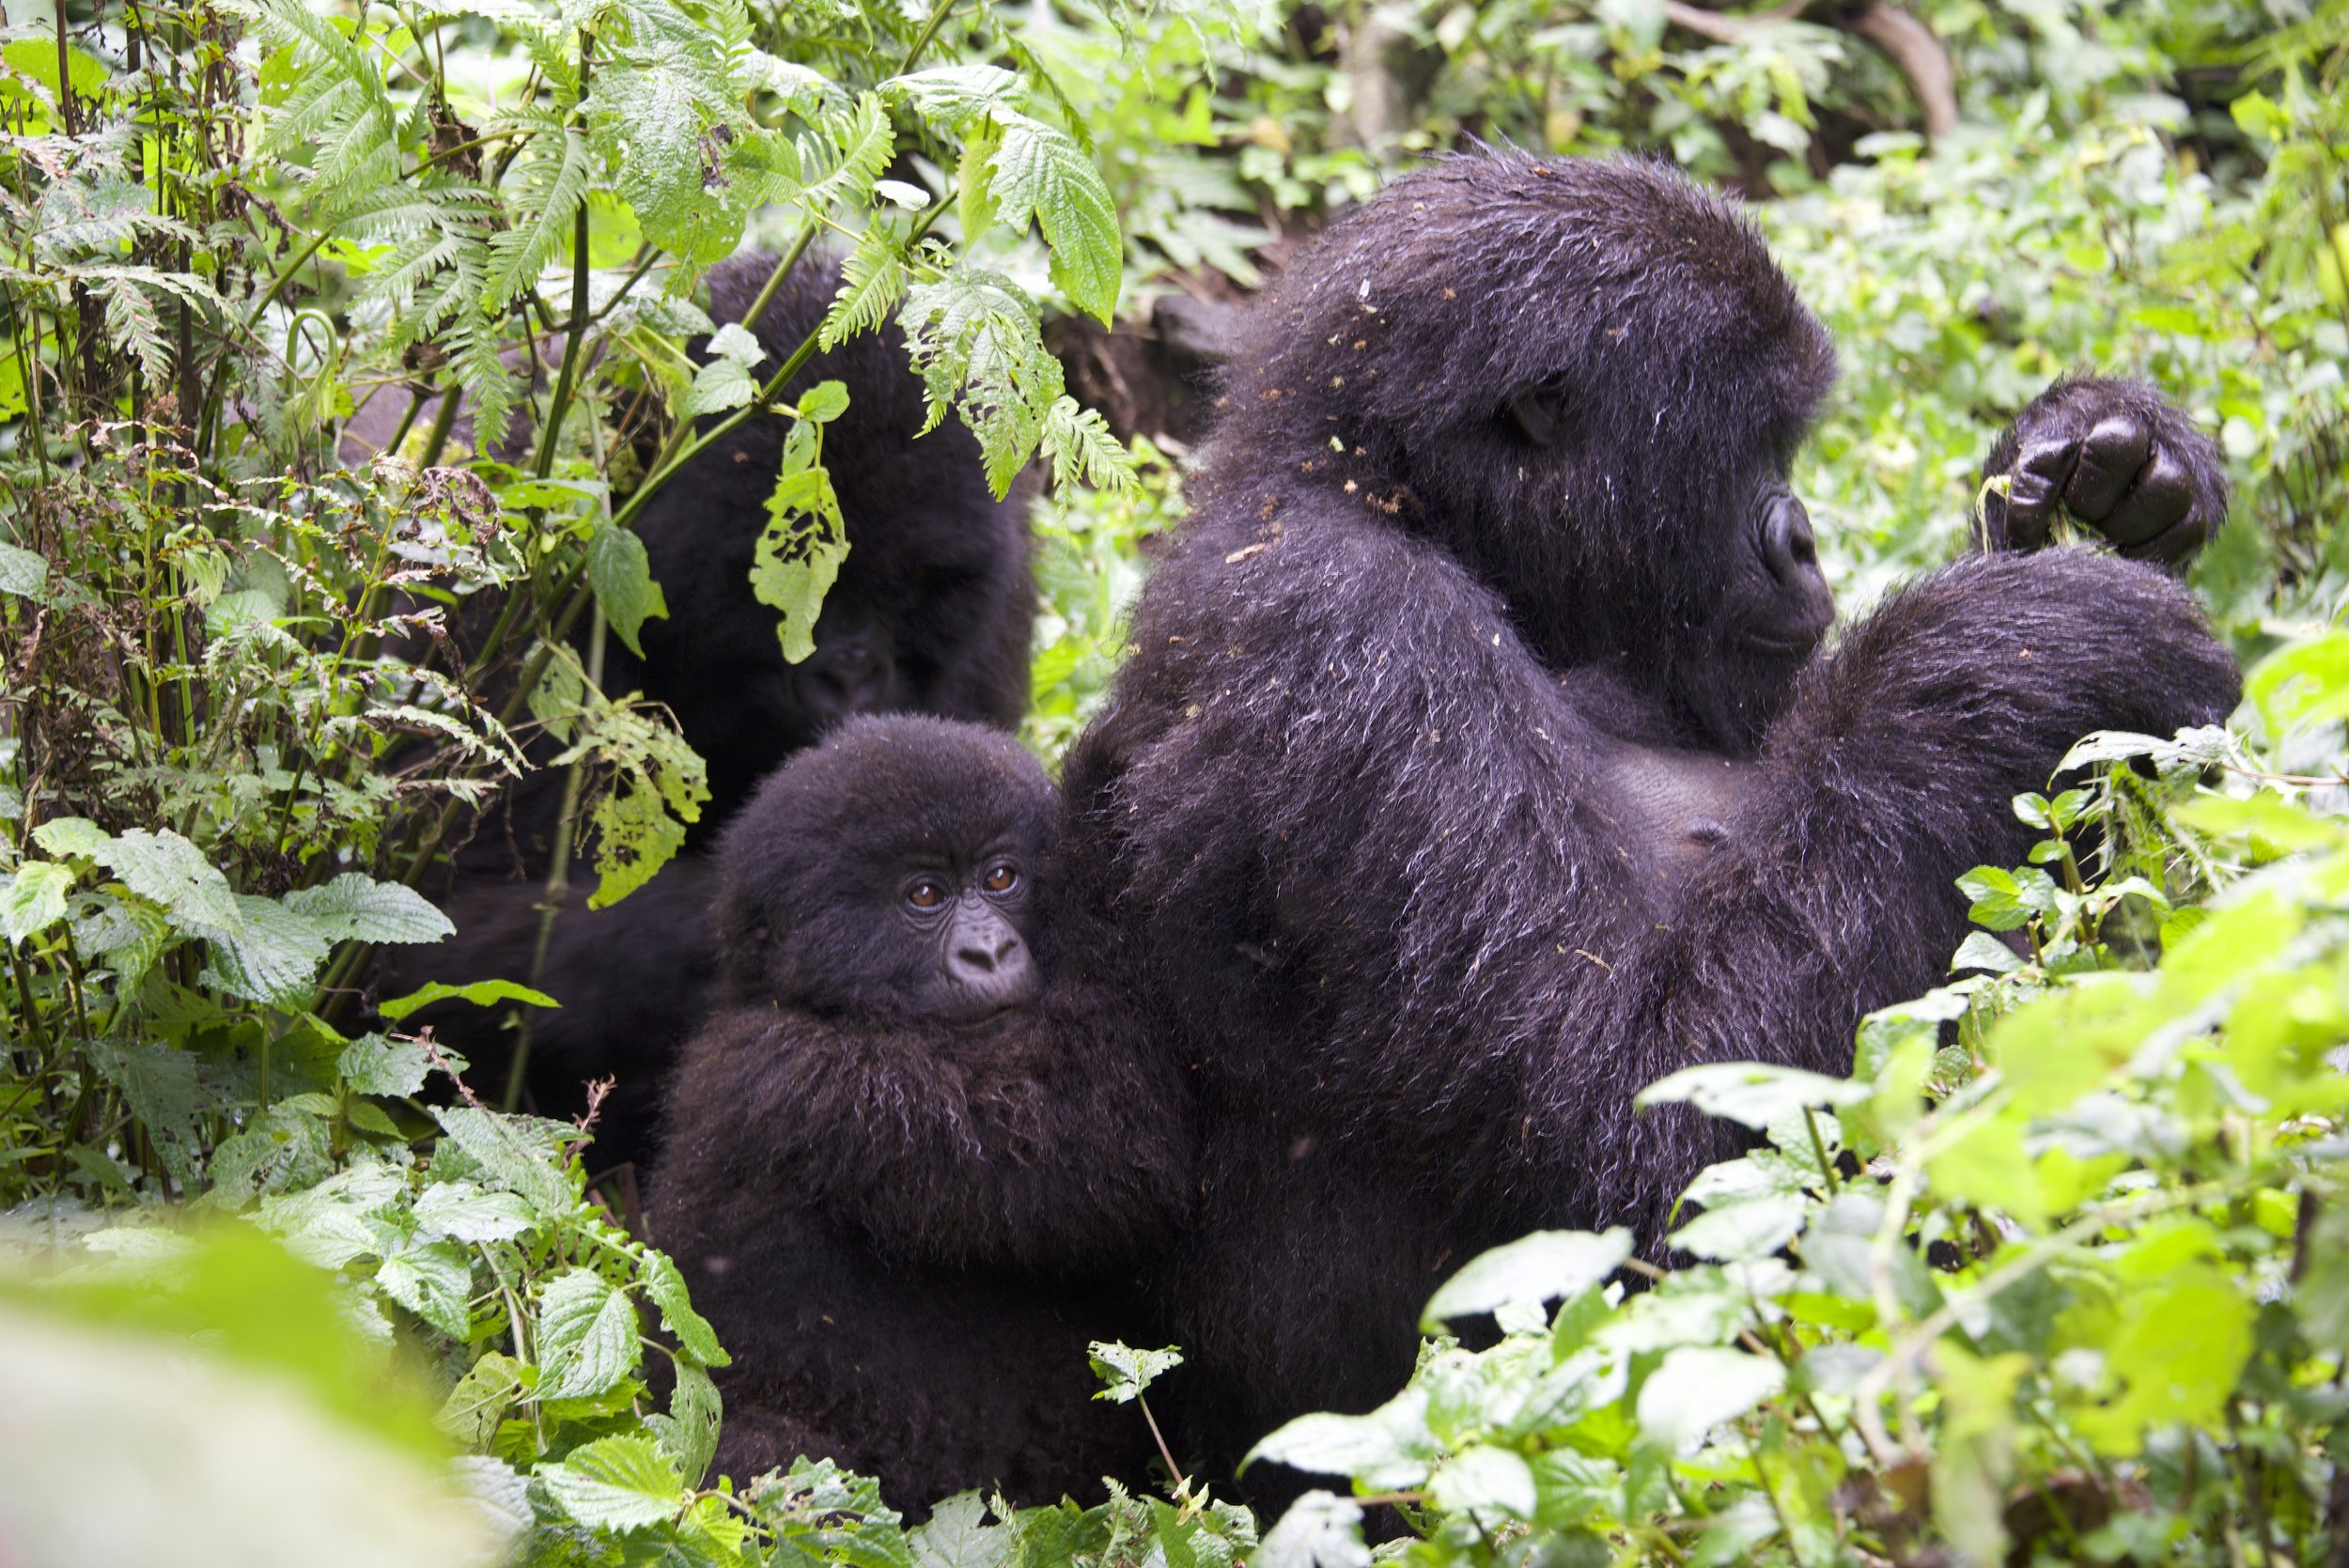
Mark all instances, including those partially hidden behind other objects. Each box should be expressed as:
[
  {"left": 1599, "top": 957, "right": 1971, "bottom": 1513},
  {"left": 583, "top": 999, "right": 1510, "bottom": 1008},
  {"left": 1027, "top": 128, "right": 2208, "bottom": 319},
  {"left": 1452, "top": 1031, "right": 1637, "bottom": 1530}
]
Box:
[
  {"left": 410, "top": 251, "right": 1037, "bottom": 1168},
  {"left": 647, "top": 716, "right": 1188, "bottom": 1510},
  {"left": 1061, "top": 150, "right": 2242, "bottom": 1489}
]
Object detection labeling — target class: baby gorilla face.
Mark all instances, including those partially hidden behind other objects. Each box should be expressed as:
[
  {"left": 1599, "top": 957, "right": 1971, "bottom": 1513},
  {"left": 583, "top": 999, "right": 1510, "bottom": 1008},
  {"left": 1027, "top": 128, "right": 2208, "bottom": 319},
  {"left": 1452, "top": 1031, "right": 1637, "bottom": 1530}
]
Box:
[
  {"left": 713, "top": 713, "right": 1062, "bottom": 1023},
  {"left": 894, "top": 846, "right": 1041, "bottom": 1024}
]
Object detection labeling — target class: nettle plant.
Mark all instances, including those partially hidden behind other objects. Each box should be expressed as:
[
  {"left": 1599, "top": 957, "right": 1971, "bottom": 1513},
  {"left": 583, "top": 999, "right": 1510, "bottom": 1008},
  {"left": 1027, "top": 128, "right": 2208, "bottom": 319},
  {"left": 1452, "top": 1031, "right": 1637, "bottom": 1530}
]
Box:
[
  {"left": 1243, "top": 637, "right": 2349, "bottom": 1568},
  {"left": 0, "top": 0, "right": 1135, "bottom": 1206}
]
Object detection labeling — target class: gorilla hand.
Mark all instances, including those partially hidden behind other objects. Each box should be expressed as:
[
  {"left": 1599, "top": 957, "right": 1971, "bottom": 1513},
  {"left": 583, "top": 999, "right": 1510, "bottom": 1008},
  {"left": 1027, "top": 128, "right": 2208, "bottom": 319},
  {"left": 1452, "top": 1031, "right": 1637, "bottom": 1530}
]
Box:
[{"left": 1980, "top": 376, "right": 2228, "bottom": 571}]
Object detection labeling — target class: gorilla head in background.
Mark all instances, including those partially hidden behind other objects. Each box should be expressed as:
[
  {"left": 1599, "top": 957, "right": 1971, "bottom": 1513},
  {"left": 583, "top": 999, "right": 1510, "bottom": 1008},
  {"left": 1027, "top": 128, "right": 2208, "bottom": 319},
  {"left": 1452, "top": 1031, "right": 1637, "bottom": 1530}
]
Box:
[{"left": 615, "top": 253, "right": 1039, "bottom": 831}]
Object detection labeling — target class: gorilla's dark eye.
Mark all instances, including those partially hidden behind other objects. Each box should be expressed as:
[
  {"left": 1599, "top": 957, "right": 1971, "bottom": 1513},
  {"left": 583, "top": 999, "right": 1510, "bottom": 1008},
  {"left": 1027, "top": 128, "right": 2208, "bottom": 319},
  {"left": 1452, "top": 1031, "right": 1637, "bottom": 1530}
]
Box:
[
  {"left": 1507, "top": 383, "right": 1573, "bottom": 449},
  {"left": 906, "top": 879, "right": 948, "bottom": 910},
  {"left": 984, "top": 863, "right": 1019, "bottom": 893}
]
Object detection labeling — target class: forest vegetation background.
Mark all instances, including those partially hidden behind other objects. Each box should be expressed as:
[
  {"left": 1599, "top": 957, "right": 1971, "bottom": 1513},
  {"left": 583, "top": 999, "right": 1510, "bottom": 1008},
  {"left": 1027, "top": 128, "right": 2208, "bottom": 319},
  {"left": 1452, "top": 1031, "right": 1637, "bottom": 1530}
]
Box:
[{"left": 0, "top": 0, "right": 2347, "bottom": 1564}]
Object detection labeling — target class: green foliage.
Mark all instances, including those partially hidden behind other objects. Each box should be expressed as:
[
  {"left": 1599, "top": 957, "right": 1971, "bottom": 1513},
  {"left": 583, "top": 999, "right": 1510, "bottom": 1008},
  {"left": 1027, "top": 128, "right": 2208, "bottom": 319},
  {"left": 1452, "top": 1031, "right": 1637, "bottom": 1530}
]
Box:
[{"left": 8, "top": 0, "right": 2349, "bottom": 1560}]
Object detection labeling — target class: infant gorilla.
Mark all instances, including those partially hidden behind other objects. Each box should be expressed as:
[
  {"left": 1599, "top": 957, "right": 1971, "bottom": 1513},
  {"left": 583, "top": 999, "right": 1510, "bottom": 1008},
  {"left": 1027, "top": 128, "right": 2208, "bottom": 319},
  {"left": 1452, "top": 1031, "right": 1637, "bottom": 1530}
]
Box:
[{"left": 646, "top": 716, "right": 1188, "bottom": 1510}]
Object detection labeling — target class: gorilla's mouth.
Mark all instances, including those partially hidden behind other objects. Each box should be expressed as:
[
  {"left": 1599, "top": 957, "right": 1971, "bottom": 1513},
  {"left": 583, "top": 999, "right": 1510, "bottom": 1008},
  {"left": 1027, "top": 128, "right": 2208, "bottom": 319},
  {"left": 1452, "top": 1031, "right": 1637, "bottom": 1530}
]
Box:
[
  {"left": 1735, "top": 630, "right": 1820, "bottom": 658},
  {"left": 943, "top": 1001, "right": 1030, "bottom": 1032}
]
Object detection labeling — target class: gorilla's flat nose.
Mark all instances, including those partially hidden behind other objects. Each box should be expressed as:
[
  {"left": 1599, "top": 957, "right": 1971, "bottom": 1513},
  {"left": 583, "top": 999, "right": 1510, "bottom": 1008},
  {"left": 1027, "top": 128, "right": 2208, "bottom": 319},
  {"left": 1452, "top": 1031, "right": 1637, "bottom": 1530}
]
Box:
[
  {"left": 951, "top": 932, "right": 1026, "bottom": 979},
  {"left": 1761, "top": 493, "right": 1818, "bottom": 587},
  {"left": 803, "top": 630, "right": 895, "bottom": 723}
]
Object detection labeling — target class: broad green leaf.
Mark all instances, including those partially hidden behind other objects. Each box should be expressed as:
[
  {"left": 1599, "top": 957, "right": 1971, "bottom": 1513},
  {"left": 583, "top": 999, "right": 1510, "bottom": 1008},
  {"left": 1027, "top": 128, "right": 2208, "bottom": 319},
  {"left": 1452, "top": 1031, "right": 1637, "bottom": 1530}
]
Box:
[
  {"left": 1254, "top": 1492, "right": 1369, "bottom": 1568},
  {"left": 379, "top": 1238, "right": 474, "bottom": 1339},
  {"left": 412, "top": 1181, "right": 537, "bottom": 1245},
  {"left": 338, "top": 1033, "right": 435, "bottom": 1097},
  {"left": 2063, "top": 1263, "right": 2251, "bottom": 1455},
  {"left": 1669, "top": 1195, "right": 1807, "bottom": 1262},
  {"left": 641, "top": 1250, "right": 728, "bottom": 1367},
  {"left": 29, "top": 816, "right": 108, "bottom": 857},
  {"left": 1429, "top": 1446, "right": 1537, "bottom": 1523},
  {"left": 432, "top": 1105, "right": 571, "bottom": 1214},
  {"left": 646, "top": 1356, "right": 723, "bottom": 1487},
  {"left": 378, "top": 978, "right": 559, "bottom": 1022},
  {"left": 437, "top": 1351, "right": 528, "bottom": 1448},
  {"left": 252, "top": 1163, "right": 405, "bottom": 1269},
  {"left": 94, "top": 828, "right": 240, "bottom": 933},
  {"left": 910, "top": 1494, "right": 1011, "bottom": 1568},
  {"left": 1247, "top": 1387, "right": 1437, "bottom": 1489},
  {"left": 285, "top": 873, "right": 454, "bottom": 945},
  {"left": 751, "top": 459, "right": 847, "bottom": 664},
  {"left": 1633, "top": 1345, "right": 1784, "bottom": 1452},
  {"left": 0, "top": 37, "right": 111, "bottom": 100},
  {"left": 882, "top": 65, "right": 1021, "bottom": 126},
  {"left": 3, "top": 862, "right": 74, "bottom": 944},
  {"left": 1955, "top": 865, "right": 2059, "bottom": 932},
  {"left": 2175, "top": 791, "right": 2349, "bottom": 852},
  {"left": 537, "top": 1434, "right": 684, "bottom": 1531},
  {"left": 585, "top": 772, "right": 691, "bottom": 909},
  {"left": 1087, "top": 1341, "right": 1181, "bottom": 1403},
  {"left": 1634, "top": 1063, "right": 1872, "bottom": 1129},
  {"left": 586, "top": 517, "right": 668, "bottom": 659},
  {"left": 988, "top": 112, "right": 1120, "bottom": 323},
  {"left": 0, "top": 541, "right": 43, "bottom": 598},
  {"left": 534, "top": 1267, "right": 639, "bottom": 1401},
  {"left": 2248, "top": 630, "right": 2349, "bottom": 732},
  {"left": 1423, "top": 1229, "right": 1630, "bottom": 1330},
  {"left": 1951, "top": 930, "right": 2025, "bottom": 975},
  {"left": 86, "top": 1041, "right": 203, "bottom": 1184},
  {"left": 202, "top": 893, "right": 334, "bottom": 1006},
  {"left": 797, "top": 380, "right": 849, "bottom": 424}
]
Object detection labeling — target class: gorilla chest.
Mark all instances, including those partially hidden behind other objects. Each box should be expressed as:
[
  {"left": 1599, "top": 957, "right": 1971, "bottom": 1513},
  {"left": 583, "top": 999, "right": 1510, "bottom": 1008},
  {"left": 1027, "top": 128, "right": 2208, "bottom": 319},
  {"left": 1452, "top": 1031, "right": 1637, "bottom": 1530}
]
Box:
[{"left": 1600, "top": 745, "right": 1754, "bottom": 888}]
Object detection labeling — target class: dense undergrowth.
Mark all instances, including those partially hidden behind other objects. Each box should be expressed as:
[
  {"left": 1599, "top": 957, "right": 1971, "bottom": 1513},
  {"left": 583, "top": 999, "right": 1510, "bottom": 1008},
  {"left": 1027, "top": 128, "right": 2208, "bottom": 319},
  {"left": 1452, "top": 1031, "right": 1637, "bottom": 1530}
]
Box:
[{"left": 2, "top": 0, "right": 2348, "bottom": 1563}]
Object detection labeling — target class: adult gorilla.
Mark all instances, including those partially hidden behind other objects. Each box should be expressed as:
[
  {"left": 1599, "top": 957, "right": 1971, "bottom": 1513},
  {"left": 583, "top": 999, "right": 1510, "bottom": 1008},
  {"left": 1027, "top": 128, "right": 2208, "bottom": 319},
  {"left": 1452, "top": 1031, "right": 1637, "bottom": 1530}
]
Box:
[{"left": 1062, "top": 152, "right": 2239, "bottom": 1483}]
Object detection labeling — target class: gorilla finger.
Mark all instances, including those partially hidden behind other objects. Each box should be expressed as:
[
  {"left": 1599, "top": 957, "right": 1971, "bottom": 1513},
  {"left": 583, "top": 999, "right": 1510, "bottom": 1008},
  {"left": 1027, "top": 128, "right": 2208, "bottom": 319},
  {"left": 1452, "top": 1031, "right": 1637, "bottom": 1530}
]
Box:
[
  {"left": 2135, "top": 510, "right": 2212, "bottom": 571},
  {"left": 2003, "top": 439, "right": 2076, "bottom": 547},
  {"left": 2063, "top": 414, "right": 2150, "bottom": 521},
  {"left": 2107, "top": 447, "right": 2194, "bottom": 550}
]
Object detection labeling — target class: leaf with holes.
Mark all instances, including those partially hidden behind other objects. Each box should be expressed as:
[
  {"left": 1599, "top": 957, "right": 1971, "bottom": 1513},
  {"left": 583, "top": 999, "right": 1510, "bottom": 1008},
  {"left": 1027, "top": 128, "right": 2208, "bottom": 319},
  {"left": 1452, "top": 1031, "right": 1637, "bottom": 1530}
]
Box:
[
  {"left": 535, "top": 1267, "right": 641, "bottom": 1401},
  {"left": 988, "top": 112, "right": 1120, "bottom": 323}
]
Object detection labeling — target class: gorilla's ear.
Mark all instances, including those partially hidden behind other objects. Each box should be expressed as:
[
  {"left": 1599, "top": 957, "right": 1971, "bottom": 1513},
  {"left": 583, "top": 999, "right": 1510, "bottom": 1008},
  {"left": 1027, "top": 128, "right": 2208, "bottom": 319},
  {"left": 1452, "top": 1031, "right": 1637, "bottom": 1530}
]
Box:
[{"left": 1507, "top": 383, "right": 1572, "bottom": 448}]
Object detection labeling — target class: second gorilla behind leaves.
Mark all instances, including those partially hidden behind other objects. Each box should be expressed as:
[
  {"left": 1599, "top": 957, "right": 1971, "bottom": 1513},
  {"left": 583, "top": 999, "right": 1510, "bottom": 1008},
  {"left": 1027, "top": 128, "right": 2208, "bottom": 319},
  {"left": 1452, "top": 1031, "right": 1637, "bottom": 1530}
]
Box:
[{"left": 648, "top": 716, "right": 1186, "bottom": 1511}]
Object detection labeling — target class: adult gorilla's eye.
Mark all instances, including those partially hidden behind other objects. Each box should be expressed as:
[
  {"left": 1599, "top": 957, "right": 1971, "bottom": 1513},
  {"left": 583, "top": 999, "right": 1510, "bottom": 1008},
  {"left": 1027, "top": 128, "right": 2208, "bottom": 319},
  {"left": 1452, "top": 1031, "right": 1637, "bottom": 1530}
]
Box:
[
  {"left": 1508, "top": 382, "right": 1579, "bottom": 449},
  {"left": 984, "top": 863, "right": 1019, "bottom": 893},
  {"left": 905, "top": 879, "right": 947, "bottom": 910}
]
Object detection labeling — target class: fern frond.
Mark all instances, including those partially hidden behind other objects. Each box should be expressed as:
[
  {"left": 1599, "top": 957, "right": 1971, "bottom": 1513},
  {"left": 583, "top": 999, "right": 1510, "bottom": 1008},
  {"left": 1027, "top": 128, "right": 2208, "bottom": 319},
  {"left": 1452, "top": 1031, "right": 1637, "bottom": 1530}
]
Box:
[
  {"left": 818, "top": 224, "right": 907, "bottom": 349},
  {"left": 797, "top": 92, "right": 893, "bottom": 218},
  {"left": 445, "top": 314, "right": 517, "bottom": 455},
  {"left": 1041, "top": 395, "right": 1137, "bottom": 495},
  {"left": 483, "top": 124, "right": 589, "bottom": 311}
]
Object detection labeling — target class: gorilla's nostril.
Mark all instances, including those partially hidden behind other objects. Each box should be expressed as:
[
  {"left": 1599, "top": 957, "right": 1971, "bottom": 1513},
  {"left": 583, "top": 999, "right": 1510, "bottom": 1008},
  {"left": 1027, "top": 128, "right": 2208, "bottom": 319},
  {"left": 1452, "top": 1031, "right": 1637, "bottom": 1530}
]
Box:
[{"left": 1761, "top": 495, "right": 1818, "bottom": 584}]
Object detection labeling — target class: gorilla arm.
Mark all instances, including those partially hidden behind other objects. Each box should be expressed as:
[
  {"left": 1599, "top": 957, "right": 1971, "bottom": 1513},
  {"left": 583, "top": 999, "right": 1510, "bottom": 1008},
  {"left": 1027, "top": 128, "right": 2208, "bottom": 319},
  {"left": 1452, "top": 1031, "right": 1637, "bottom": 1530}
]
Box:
[{"left": 1550, "top": 549, "right": 2241, "bottom": 1247}]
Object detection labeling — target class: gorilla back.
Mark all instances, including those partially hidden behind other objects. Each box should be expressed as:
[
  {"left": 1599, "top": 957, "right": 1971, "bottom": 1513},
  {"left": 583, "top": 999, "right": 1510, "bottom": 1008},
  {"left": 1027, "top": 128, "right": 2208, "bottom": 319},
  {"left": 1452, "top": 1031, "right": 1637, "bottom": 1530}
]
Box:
[{"left": 1064, "top": 150, "right": 2239, "bottom": 1488}]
